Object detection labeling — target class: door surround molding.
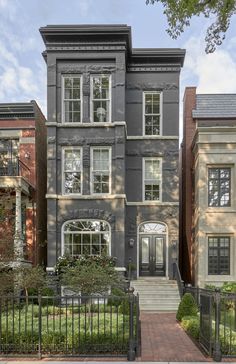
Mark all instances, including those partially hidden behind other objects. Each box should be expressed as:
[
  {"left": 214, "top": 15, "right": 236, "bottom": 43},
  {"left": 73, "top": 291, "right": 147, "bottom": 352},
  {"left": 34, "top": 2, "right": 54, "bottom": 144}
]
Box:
[{"left": 137, "top": 221, "right": 168, "bottom": 278}]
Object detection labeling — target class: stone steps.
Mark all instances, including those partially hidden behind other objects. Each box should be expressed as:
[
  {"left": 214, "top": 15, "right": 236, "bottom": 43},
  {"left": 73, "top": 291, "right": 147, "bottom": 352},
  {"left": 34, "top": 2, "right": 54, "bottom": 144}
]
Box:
[{"left": 131, "top": 278, "right": 180, "bottom": 312}]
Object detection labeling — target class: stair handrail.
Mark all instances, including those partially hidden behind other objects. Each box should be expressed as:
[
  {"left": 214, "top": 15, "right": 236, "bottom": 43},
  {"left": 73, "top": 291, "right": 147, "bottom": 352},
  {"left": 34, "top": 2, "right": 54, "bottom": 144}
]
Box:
[{"left": 173, "top": 262, "right": 184, "bottom": 298}]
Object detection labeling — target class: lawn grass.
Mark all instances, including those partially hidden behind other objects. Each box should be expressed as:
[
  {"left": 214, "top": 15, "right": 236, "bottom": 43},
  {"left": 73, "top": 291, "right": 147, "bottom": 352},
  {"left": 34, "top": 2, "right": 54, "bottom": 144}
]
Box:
[{"left": 0, "top": 303, "right": 132, "bottom": 354}]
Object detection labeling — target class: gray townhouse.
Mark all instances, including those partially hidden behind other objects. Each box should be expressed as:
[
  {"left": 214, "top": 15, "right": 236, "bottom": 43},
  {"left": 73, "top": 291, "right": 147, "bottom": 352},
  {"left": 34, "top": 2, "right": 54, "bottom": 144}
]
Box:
[{"left": 40, "top": 24, "right": 185, "bottom": 282}]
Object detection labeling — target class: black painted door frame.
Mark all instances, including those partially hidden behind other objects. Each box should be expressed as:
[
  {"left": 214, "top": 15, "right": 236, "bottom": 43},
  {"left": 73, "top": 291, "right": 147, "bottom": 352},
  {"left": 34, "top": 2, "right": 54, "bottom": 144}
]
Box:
[{"left": 139, "top": 234, "right": 166, "bottom": 276}]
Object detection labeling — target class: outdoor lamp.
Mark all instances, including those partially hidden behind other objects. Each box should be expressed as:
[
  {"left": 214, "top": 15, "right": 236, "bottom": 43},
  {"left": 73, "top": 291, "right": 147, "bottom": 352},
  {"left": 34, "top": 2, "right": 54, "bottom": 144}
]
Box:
[{"left": 129, "top": 238, "right": 134, "bottom": 248}]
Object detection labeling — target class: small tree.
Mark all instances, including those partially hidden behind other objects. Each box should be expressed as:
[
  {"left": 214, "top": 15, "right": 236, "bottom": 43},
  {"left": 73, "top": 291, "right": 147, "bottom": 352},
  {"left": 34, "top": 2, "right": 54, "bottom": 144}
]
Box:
[
  {"left": 61, "top": 256, "right": 123, "bottom": 332},
  {"left": 16, "top": 265, "right": 46, "bottom": 305}
]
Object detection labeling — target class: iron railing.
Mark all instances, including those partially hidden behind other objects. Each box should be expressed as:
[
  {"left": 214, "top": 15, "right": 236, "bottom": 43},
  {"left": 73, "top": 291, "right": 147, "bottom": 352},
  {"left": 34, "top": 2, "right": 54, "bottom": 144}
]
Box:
[
  {"left": 184, "top": 285, "right": 236, "bottom": 360},
  {"left": 0, "top": 293, "right": 140, "bottom": 360},
  {"left": 173, "top": 262, "right": 184, "bottom": 297},
  {"left": 0, "top": 158, "right": 30, "bottom": 181}
]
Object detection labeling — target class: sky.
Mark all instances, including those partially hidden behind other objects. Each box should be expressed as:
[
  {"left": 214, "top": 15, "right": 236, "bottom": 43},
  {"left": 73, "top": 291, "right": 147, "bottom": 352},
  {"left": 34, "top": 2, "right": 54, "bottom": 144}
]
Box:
[{"left": 1, "top": 0, "right": 236, "bottom": 136}]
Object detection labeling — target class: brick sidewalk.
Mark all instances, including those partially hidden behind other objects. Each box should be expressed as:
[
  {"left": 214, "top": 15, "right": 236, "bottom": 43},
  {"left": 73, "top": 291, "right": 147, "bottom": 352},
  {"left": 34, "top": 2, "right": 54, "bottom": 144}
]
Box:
[{"left": 138, "top": 312, "right": 210, "bottom": 362}]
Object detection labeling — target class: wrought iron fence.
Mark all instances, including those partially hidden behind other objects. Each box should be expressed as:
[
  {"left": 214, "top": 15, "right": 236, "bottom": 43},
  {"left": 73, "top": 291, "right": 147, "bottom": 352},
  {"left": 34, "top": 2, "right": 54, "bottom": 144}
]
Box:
[
  {"left": 0, "top": 293, "right": 140, "bottom": 360},
  {"left": 0, "top": 157, "right": 30, "bottom": 181},
  {"left": 184, "top": 285, "right": 236, "bottom": 360}
]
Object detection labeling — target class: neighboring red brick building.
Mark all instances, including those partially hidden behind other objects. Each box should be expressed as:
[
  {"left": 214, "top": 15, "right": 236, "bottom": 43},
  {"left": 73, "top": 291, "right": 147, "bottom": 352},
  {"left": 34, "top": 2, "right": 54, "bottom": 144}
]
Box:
[{"left": 0, "top": 102, "right": 47, "bottom": 265}]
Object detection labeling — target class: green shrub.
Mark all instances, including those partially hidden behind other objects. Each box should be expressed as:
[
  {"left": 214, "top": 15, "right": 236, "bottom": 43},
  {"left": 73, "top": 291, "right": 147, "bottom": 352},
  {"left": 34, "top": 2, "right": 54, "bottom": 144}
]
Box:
[
  {"left": 181, "top": 315, "right": 200, "bottom": 339},
  {"left": 221, "top": 282, "right": 236, "bottom": 293},
  {"left": 118, "top": 298, "right": 129, "bottom": 315},
  {"left": 204, "top": 284, "right": 216, "bottom": 291},
  {"left": 108, "top": 287, "right": 125, "bottom": 307},
  {"left": 176, "top": 293, "right": 198, "bottom": 322}
]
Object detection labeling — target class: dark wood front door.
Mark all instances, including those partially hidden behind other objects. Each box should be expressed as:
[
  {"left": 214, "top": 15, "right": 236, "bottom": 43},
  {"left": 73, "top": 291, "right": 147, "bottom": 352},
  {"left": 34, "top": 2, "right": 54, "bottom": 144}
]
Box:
[{"left": 139, "top": 235, "right": 166, "bottom": 276}]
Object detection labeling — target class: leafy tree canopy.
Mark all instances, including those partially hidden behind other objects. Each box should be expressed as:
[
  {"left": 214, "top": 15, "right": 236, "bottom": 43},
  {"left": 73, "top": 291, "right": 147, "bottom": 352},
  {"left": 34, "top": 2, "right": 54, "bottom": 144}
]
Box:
[{"left": 146, "top": 0, "right": 236, "bottom": 53}]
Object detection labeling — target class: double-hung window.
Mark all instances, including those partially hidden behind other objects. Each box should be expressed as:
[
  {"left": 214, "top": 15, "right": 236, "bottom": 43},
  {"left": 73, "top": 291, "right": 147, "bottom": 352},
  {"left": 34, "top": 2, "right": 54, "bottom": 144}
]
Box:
[
  {"left": 91, "top": 148, "right": 111, "bottom": 194},
  {"left": 208, "top": 167, "right": 231, "bottom": 207},
  {"left": 91, "top": 75, "right": 110, "bottom": 122},
  {"left": 143, "top": 92, "right": 162, "bottom": 135},
  {"left": 143, "top": 158, "right": 162, "bottom": 201},
  {"left": 63, "top": 148, "right": 82, "bottom": 194},
  {"left": 63, "top": 76, "right": 82, "bottom": 123},
  {"left": 208, "top": 237, "right": 230, "bottom": 275}
]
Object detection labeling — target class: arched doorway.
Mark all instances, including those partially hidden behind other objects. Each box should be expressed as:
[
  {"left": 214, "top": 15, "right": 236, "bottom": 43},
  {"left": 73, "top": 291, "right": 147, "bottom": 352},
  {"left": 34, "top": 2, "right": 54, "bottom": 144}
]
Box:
[{"left": 138, "top": 222, "right": 167, "bottom": 277}]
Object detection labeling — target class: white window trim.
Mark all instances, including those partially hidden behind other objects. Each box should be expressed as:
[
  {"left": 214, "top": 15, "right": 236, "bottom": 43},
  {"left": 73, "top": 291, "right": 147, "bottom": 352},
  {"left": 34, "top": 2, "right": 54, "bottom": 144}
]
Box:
[
  {"left": 142, "top": 91, "right": 163, "bottom": 136},
  {"left": 90, "top": 74, "right": 112, "bottom": 123},
  {"left": 62, "top": 147, "right": 83, "bottom": 195},
  {"left": 142, "top": 157, "right": 162, "bottom": 202},
  {"left": 90, "top": 146, "right": 112, "bottom": 195},
  {"left": 61, "top": 219, "right": 111, "bottom": 256},
  {"left": 61, "top": 75, "right": 83, "bottom": 124}
]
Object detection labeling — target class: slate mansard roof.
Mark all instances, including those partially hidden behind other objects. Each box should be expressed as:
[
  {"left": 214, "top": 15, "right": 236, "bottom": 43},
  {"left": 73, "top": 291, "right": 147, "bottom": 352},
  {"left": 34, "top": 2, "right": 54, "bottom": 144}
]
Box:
[{"left": 193, "top": 94, "right": 236, "bottom": 119}]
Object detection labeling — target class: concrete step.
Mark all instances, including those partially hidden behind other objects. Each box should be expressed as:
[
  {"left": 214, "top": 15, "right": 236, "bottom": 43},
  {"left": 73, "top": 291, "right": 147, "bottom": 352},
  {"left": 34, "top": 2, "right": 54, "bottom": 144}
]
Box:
[
  {"left": 140, "top": 304, "right": 179, "bottom": 311},
  {"left": 139, "top": 297, "right": 180, "bottom": 302},
  {"left": 132, "top": 278, "right": 180, "bottom": 312}
]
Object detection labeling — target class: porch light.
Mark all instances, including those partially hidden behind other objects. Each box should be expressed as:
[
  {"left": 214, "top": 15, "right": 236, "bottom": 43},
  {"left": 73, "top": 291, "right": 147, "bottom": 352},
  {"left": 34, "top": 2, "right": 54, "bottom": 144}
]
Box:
[{"left": 129, "top": 238, "right": 135, "bottom": 248}]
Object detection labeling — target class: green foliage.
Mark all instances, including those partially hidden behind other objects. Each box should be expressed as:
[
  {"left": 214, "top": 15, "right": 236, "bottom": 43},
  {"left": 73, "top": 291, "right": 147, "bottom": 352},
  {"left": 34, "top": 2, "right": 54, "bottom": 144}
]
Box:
[
  {"left": 205, "top": 282, "right": 236, "bottom": 293},
  {"left": 55, "top": 255, "right": 116, "bottom": 276},
  {"left": 146, "top": 0, "right": 236, "bottom": 53},
  {"left": 0, "top": 304, "right": 130, "bottom": 354},
  {"left": 60, "top": 255, "right": 122, "bottom": 296},
  {"left": 119, "top": 299, "right": 130, "bottom": 315},
  {"left": 16, "top": 265, "right": 46, "bottom": 296},
  {"left": 176, "top": 293, "right": 198, "bottom": 322},
  {"left": 108, "top": 287, "right": 126, "bottom": 307},
  {"left": 205, "top": 283, "right": 216, "bottom": 291},
  {"left": 221, "top": 282, "right": 236, "bottom": 293},
  {"left": 181, "top": 315, "right": 200, "bottom": 339},
  {"left": 62, "top": 261, "right": 121, "bottom": 296}
]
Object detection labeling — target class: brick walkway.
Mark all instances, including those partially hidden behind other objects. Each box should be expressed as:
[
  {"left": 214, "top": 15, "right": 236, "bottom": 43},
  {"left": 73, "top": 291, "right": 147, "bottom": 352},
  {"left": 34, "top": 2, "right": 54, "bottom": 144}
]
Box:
[{"left": 138, "top": 312, "right": 210, "bottom": 362}]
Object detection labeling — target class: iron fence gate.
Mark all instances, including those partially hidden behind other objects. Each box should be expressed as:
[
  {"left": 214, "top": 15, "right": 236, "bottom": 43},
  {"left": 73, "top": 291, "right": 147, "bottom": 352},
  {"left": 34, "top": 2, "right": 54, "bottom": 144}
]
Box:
[
  {"left": 0, "top": 293, "right": 140, "bottom": 360},
  {"left": 186, "top": 286, "right": 236, "bottom": 360}
]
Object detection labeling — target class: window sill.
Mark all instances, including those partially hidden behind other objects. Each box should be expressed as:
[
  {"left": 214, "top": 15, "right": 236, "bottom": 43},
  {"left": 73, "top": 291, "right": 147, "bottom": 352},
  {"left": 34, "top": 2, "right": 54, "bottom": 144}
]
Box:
[
  {"left": 206, "top": 275, "right": 233, "bottom": 281},
  {"left": 205, "top": 207, "right": 235, "bottom": 213}
]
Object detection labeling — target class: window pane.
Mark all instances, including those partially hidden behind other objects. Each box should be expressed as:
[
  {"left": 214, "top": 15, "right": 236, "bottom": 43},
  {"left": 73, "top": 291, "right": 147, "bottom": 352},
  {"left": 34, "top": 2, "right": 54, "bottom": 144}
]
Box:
[
  {"left": 93, "top": 101, "right": 109, "bottom": 122},
  {"left": 63, "top": 77, "right": 81, "bottom": 122},
  {"left": 92, "top": 149, "right": 110, "bottom": 193},
  {"left": 208, "top": 237, "right": 230, "bottom": 275},
  {"left": 208, "top": 168, "right": 231, "bottom": 207},
  {"left": 65, "top": 173, "right": 81, "bottom": 194},
  {"left": 144, "top": 93, "right": 161, "bottom": 135},
  {"left": 92, "top": 235, "right": 100, "bottom": 255}
]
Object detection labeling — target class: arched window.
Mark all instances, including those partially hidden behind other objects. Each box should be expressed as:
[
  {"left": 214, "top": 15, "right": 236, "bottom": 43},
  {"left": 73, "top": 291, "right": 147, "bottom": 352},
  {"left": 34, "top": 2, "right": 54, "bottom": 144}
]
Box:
[
  {"left": 62, "top": 220, "right": 110, "bottom": 257},
  {"left": 139, "top": 222, "right": 167, "bottom": 234}
]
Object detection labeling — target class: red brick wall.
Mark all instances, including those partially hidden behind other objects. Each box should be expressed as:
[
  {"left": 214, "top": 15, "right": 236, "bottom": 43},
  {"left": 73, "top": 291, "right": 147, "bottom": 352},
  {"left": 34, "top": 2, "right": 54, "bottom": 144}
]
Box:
[
  {"left": 180, "top": 87, "right": 197, "bottom": 283},
  {"left": 0, "top": 103, "right": 47, "bottom": 266}
]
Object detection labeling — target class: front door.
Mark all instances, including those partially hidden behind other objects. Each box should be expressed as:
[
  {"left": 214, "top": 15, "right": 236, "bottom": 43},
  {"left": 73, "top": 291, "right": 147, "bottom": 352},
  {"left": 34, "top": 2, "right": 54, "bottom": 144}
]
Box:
[{"left": 139, "top": 235, "right": 166, "bottom": 276}]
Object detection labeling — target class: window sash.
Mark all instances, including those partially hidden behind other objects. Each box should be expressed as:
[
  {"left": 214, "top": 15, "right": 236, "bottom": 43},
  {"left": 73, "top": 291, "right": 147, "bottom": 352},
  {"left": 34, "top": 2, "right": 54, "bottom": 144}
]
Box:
[
  {"left": 63, "top": 220, "right": 110, "bottom": 257},
  {"left": 143, "top": 158, "right": 161, "bottom": 201},
  {"left": 208, "top": 168, "right": 231, "bottom": 207},
  {"left": 63, "top": 149, "right": 82, "bottom": 194},
  {"left": 91, "top": 75, "right": 110, "bottom": 123},
  {"left": 91, "top": 148, "right": 111, "bottom": 194},
  {"left": 64, "top": 232, "right": 109, "bottom": 257},
  {"left": 63, "top": 76, "right": 82, "bottom": 123},
  {"left": 143, "top": 92, "right": 161, "bottom": 136},
  {"left": 208, "top": 237, "right": 230, "bottom": 275}
]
